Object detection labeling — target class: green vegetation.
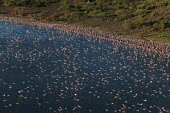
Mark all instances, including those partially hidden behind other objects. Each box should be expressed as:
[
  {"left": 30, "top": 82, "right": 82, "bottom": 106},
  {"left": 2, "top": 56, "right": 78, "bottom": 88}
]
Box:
[
  {"left": 144, "top": 32, "right": 170, "bottom": 44},
  {"left": 152, "top": 22, "right": 165, "bottom": 30},
  {"left": 0, "top": 0, "right": 170, "bottom": 43}
]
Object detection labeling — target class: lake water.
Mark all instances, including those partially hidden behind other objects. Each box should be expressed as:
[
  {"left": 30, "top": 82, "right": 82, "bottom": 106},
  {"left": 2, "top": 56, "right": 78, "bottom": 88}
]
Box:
[{"left": 0, "top": 21, "right": 170, "bottom": 113}]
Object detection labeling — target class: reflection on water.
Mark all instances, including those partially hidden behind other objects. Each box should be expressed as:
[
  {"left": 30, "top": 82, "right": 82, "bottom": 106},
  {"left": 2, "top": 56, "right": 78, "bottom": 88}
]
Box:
[{"left": 0, "top": 21, "right": 170, "bottom": 113}]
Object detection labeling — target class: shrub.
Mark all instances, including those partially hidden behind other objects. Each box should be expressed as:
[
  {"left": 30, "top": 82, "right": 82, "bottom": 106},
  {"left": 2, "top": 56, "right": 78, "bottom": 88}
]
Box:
[
  {"left": 115, "top": 9, "right": 128, "bottom": 14},
  {"left": 123, "top": 18, "right": 146, "bottom": 29},
  {"left": 152, "top": 22, "right": 165, "bottom": 30},
  {"left": 142, "top": 26, "right": 153, "bottom": 32},
  {"left": 97, "top": 12, "right": 106, "bottom": 17},
  {"left": 137, "top": 3, "right": 146, "bottom": 9},
  {"left": 58, "top": 4, "right": 75, "bottom": 10},
  {"left": 133, "top": 9, "right": 147, "bottom": 16},
  {"left": 32, "top": 2, "right": 47, "bottom": 7},
  {"left": 14, "top": 0, "right": 30, "bottom": 6},
  {"left": 167, "top": 4, "right": 170, "bottom": 8},
  {"left": 123, "top": 21, "right": 137, "bottom": 29},
  {"left": 145, "top": 5, "right": 156, "bottom": 10},
  {"left": 38, "top": 11, "right": 49, "bottom": 16},
  {"left": 117, "top": 14, "right": 134, "bottom": 20},
  {"left": 133, "top": 18, "right": 146, "bottom": 26},
  {"left": 158, "top": 0, "right": 169, "bottom": 6},
  {"left": 4, "top": 0, "right": 16, "bottom": 6},
  {"left": 149, "top": 11, "right": 157, "bottom": 17},
  {"left": 89, "top": 9, "right": 102, "bottom": 16}
]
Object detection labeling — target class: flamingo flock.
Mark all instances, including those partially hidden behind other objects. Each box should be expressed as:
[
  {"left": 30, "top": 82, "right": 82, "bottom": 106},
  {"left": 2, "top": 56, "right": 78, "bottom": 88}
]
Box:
[
  {"left": 0, "top": 17, "right": 170, "bottom": 113},
  {"left": 0, "top": 17, "right": 169, "bottom": 57}
]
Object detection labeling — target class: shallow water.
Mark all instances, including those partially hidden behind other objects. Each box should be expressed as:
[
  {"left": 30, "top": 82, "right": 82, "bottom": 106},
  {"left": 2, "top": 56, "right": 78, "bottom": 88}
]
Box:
[{"left": 0, "top": 21, "right": 170, "bottom": 113}]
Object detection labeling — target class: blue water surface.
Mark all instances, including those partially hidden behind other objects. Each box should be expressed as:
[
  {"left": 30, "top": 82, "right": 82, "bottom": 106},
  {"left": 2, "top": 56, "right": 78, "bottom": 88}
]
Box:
[{"left": 0, "top": 21, "right": 170, "bottom": 113}]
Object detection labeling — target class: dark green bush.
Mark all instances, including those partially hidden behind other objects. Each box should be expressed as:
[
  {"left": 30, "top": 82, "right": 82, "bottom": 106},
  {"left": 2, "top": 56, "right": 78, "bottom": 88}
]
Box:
[
  {"left": 133, "top": 18, "right": 146, "bottom": 26},
  {"left": 115, "top": 9, "right": 128, "bottom": 14},
  {"left": 152, "top": 22, "right": 165, "bottom": 30},
  {"left": 97, "top": 12, "right": 106, "bottom": 17},
  {"left": 123, "top": 21, "right": 137, "bottom": 29},
  {"left": 133, "top": 9, "right": 147, "bottom": 16},
  {"left": 145, "top": 5, "right": 156, "bottom": 10},
  {"left": 136, "top": 3, "right": 146, "bottom": 9}
]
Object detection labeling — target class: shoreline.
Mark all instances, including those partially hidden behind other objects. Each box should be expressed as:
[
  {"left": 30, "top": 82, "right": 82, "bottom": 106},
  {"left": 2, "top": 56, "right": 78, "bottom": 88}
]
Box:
[{"left": 0, "top": 16, "right": 170, "bottom": 57}]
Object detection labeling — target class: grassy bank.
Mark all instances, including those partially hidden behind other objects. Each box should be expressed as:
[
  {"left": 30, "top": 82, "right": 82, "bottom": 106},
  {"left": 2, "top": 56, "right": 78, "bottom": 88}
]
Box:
[{"left": 0, "top": 0, "right": 170, "bottom": 44}]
